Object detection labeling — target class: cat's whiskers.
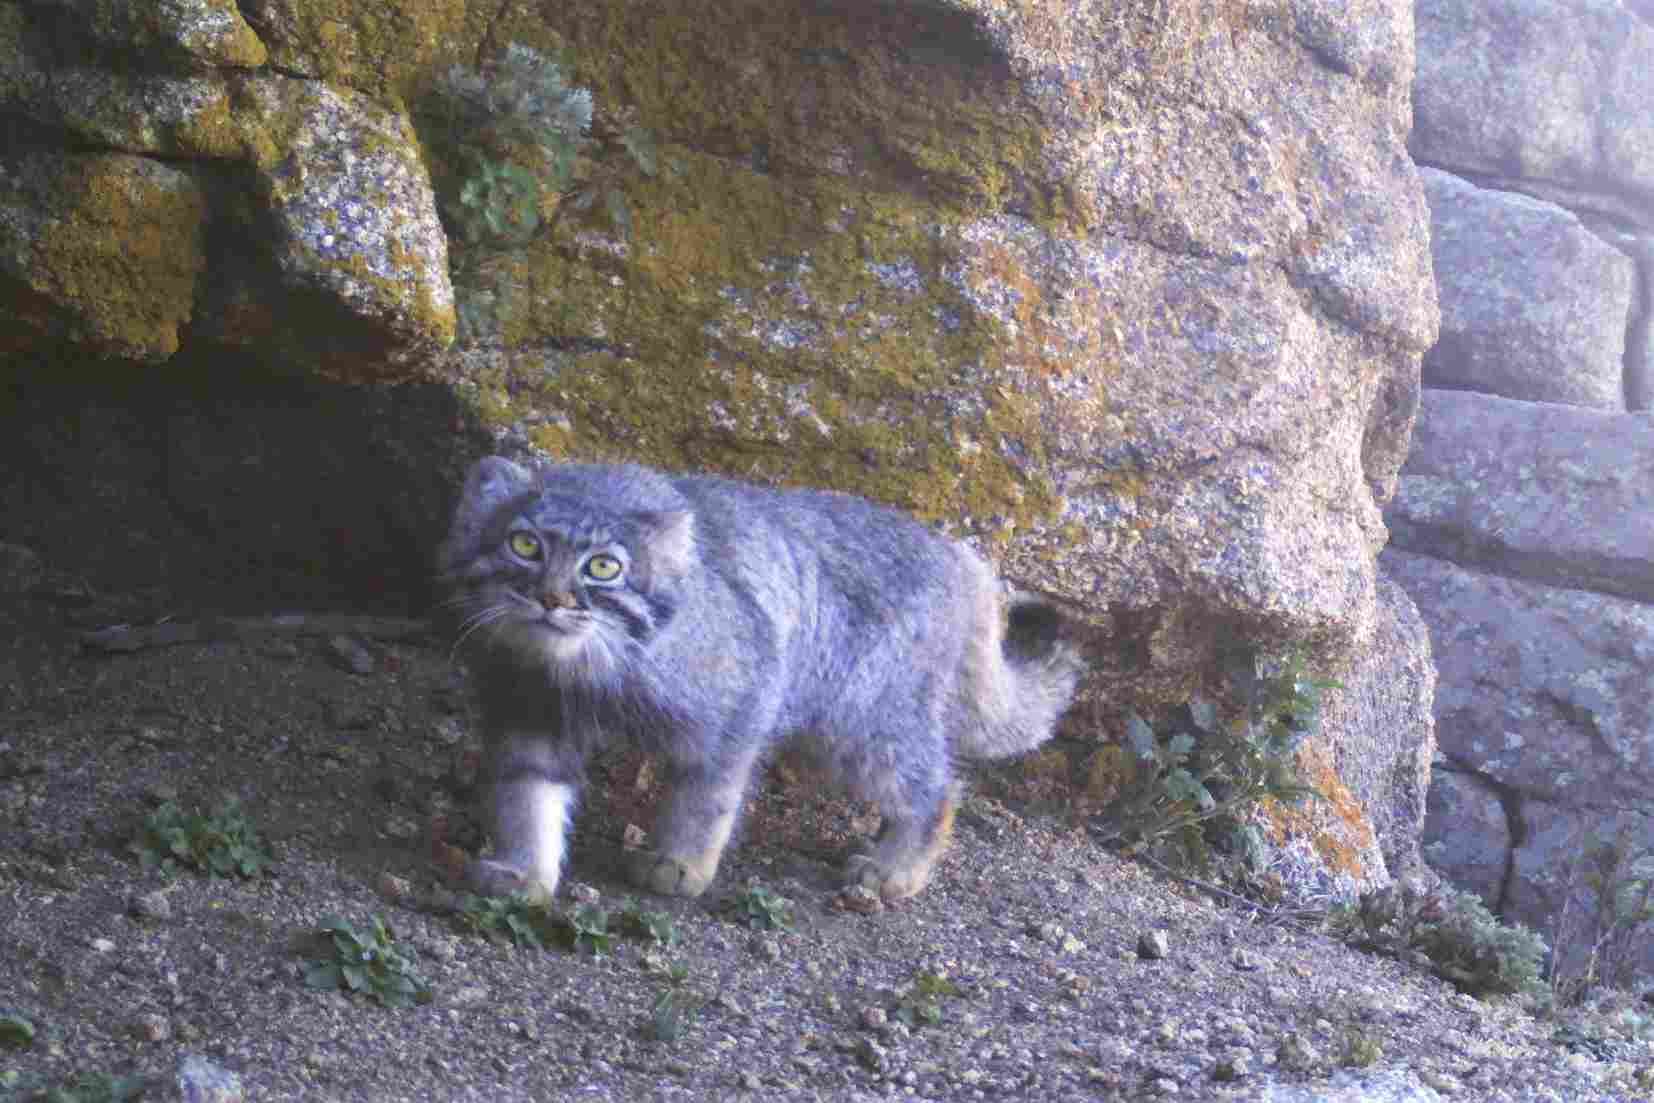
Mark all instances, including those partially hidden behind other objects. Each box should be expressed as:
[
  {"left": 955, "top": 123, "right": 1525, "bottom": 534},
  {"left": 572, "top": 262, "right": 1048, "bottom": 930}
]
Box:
[{"left": 448, "top": 601, "right": 514, "bottom": 662}]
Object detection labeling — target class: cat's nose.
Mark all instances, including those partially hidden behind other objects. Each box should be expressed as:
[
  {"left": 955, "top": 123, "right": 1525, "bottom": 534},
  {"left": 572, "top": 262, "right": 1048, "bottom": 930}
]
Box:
[{"left": 544, "top": 590, "right": 579, "bottom": 609}]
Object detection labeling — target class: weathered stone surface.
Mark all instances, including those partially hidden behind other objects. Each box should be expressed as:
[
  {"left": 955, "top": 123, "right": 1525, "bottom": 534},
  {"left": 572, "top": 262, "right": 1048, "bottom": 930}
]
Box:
[
  {"left": 238, "top": 0, "right": 470, "bottom": 98},
  {"left": 1391, "top": 545, "right": 1654, "bottom": 974},
  {"left": 1412, "top": 0, "right": 1654, "bottom": 212},
  {"left": 1387, "top": 389, "right": 1654, "bottom": 599},
  {"left": 0, "top": 152, "right": 206, "bottom": 361},
  {"left": 1296, "top": 575, "right": 1437, "bottom": 885},
  {"left": 1419, "top": 168, "right": 1631, "bottom": 408},
  {"left": 33, "top": 0, "right": 267, "bottom": 69},
  {"left": 190, "top": 77, "right": 457, "bottom": 380},
  {"left": 0, "top": 0, "right": 1439, "bottom": 895},
  {"left": 1381, "top": 550, "right": 1654, "bottom": 809},
  {"left": 1421, "top": 765, "right": 1510, "bottom": 906},
  {"left": 0, "top": 4, "right": 454, "bottom": 379},
  {"left": 1582, "top": 218, "right": 1654, "bottom": 412},
  {"left": 435, "top": 0, "right": 1436, "bottom": 743}
]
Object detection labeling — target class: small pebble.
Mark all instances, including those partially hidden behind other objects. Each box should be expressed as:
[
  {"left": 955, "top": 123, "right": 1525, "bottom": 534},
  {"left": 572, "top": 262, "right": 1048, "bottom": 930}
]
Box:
[
  {"left": 129, "top": 889, "right": 172, "bottom": 921},
  {"left": 325, "top": 635, "right": 376, "bottom": 675},
  {"left": 1137, "top": 930, "right": 1170, "bottom": 960},
  {"left": 376, "top": 872, "right": 411, "bottom": 901},
  {"left": 132, "top": 1013, "right": 170, "bottom": 1042}
]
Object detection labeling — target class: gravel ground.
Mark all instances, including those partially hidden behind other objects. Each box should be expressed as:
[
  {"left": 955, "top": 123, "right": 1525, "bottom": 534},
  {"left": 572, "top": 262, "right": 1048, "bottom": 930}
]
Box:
[{"left": 1, "top": 586, "right": 1650, "bottom": 1103}]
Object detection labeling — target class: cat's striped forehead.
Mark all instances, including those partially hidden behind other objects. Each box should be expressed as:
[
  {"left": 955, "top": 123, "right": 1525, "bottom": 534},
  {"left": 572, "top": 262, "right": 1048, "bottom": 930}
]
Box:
[{"left": 523, "top": 494, "right": 626, "bottom": 548}]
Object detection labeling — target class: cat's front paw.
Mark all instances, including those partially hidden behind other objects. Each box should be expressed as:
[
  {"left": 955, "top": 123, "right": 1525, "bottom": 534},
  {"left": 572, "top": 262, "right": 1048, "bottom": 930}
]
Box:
[
  {"left": 844, "top": 853, "right": 933, "bottom": 902},
  {"left": 468, "top": 858, "right": 557, "bottom": 906},
  {"left": 626, "top": 849, "right": 716, "bottom": 897}
]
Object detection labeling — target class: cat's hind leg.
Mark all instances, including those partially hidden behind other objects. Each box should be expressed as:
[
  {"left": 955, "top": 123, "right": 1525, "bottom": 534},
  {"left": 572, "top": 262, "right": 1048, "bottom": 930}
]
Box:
[
  {"left": 628, "top": 744, "right": 759, "bottom": 897},
  {"left": 844, "top": 775, "right": 960, "bottom": 902}
]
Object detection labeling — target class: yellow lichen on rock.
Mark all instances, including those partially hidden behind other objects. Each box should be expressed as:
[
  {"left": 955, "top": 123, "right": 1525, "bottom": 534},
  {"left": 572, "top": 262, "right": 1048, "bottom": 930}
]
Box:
[{"left": 1, "top": 153, "right": 206, "bottom": 363}]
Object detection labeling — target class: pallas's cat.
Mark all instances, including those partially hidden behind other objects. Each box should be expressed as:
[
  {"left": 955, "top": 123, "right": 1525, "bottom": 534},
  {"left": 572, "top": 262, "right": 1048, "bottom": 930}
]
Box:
[{"left": 437, "top": 456, "right": 1083, "bottom": 902}]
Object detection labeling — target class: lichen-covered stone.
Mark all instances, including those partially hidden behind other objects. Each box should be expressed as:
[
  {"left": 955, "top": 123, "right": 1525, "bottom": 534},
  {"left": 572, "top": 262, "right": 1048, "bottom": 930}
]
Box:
[
  {"left": 432, "top": 1, "right": 1433, "bottom": 726},
  {"left": 2, "top": 5, "right": 454, "bottom": 378},
  {"left": 2, "top": 0, "right": 1440, "bottom": 895},
  {"left": 0, "top": 151, "right": 206, "bottom": 362},
  {"left": 1311, "top": 575, "right": 1436, "bottom": 885},
  {"left": 238, "top": 0, "right": 474, "bottom": 100},
  {"left": 192, "top": 76, "right": 457, "bottom": 380},
  {"left": 34, "top": 0, "right": 267, "bottom": 69}
]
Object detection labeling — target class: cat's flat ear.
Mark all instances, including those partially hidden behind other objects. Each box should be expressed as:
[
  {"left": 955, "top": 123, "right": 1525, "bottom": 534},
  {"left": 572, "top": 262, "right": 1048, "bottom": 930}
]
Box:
[
  {"left": 639, "top": 510, "right": 695, "bottom": 581},
  {"left": 438, "top": 456, "right": 536, "bottom": 574},
  {"left": 467, "top": 455, "right": 535, "bottom": 509}
]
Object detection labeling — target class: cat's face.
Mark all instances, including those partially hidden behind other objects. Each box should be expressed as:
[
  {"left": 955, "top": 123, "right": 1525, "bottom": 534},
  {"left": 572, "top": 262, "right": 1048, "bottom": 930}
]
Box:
[{"left": 441, "top": 459, "right": 694, "bottom": 685}]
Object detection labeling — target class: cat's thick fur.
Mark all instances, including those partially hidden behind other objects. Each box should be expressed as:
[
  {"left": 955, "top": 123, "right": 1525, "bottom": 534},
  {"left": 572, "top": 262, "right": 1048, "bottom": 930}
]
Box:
[{"left": 437, "top": 456, "right": 1084, "bottom": 902}]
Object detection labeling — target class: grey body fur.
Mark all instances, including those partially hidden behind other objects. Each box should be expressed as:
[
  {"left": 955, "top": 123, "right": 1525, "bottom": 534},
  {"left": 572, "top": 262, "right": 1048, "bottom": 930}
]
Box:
[{"left": 437, "top": 456, "right": 1083, "bottom": 902}]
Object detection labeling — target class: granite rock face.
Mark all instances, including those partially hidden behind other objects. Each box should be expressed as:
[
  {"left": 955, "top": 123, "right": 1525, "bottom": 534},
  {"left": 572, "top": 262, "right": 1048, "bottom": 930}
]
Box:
[
  {"left": 0, "top": 1, "right": 455, "bottom": 381},
  {"left": 1400, "top": 0, "right": 1654, "bottom": 981},
  {"left": 1413, "top": 0, "right": 1654, "bottom": 211},
  {"left": 1419, "top": 168, "right": 1632, "bottom": 409},
  {"left": 0, "top": 0, "right": 1443, "bottom": 897},
  {"left": 0, "top": 151, "right": 206, "bottom": 361},
  {"left": 1388, "top": 389, "right": 1654, "bottom": 601}
]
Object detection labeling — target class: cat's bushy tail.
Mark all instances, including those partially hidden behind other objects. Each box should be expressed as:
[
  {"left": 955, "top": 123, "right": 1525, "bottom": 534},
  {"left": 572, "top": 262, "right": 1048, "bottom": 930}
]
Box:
[{"left": 955, "top": 579, "right": 1086, "bottom": 760}]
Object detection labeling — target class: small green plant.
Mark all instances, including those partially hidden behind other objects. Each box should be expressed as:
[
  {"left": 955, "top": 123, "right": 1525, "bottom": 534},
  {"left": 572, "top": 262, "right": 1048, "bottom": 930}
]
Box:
[
  {"left": 567, "top": 902, "right": 613, "bottom": 957},
  {"left": 304, "top": 915, "right": 433, "bottom": 1008},
  {"left": 727, "top": 880, "right": 792, "bottom": 931},
  {"left": 1340, "top": 1027, "right": 1382, "bottom": 1068},
  {"left": 0, "top": 1010, "right": 34, "bottom": 1048},
  {"left": 456, "top": 892, "right": 562, "bottom": 950},
  {"left": 428, "top": 43, "right": 592, "bottom": 246},
  {"left": 893, "top": 971, "right": 962, "bottom": 1028},
  {"left": 1337, "top": 883, "right": 1548, "bottom": 998},
  {"left": 1098, "top": 647, "right": 1332, "bottom": 870},
  {"left": 425, "top": 42, "right": 657, "bottom": 248},
  {"left": 617, "top": 896, "right": 681, "bottom": 948},
  {"left": 456, "top": 893, "right": 681, "bottom": 958},
  {"left": 2, "top": 1069, "right": 148, "bottom": 1103},
  {"left": 645, "top": 961, "right": 700, "bottom": 1043},
  {"left": 128, "top": 797, "right": 271, "bottom": 880}
]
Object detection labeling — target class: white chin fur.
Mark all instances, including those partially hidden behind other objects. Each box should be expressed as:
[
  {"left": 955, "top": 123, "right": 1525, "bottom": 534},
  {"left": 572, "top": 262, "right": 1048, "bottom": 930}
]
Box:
[{"left": 537, "top": 626, "right": 619, "bottom": 683}]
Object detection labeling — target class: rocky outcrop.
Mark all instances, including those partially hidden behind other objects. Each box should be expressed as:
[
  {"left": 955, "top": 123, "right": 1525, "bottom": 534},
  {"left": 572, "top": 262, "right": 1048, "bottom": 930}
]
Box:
[
  {"left": 1388, "top": 389, "right": 1654, "bottom": 601},
  {"left": 0, "top": 0, "right": 1440, "bottom": 897},
  {"left": 1419, "top": 168, "right": 1633, "bottom": 408},
  {"left": 1413, "top": 0, "right": 1654, "bottom": 218},
  {"left": 0, "top": 0, "right": 456, "bottom": 381},
  {"left": 0, "top": 152, "right": 206, "bottom": 361},
  {"left": 1396, "top": 0, "right": 1654, "bottom": 982}
]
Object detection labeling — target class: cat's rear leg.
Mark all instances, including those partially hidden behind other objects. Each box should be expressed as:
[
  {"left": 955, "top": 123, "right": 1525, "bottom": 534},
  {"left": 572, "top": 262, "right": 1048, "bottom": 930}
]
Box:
[
  {"left": 628, "top": 745, "right": 759, "bottom": 897},
  {"left": 844, "top": 774, "right": 961, "bottom": 902}
]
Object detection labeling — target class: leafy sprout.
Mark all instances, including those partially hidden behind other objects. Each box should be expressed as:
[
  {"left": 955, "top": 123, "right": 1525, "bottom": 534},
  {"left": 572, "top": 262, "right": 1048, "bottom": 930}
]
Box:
[
  {"left": 304, "top": 915, "right": 433, "bottom": 1008},
  {"left": 128, "top": 797, "right": 272, "bottom": 880}
]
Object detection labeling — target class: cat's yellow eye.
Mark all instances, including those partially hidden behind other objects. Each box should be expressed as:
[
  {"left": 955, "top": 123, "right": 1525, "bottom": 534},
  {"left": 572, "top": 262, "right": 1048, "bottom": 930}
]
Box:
[
  {"left": 507, "top": 531, "right": 541, "bottom": 560},
  {"left": 583, "top": 553, "right": 623, "bottom": 582}
]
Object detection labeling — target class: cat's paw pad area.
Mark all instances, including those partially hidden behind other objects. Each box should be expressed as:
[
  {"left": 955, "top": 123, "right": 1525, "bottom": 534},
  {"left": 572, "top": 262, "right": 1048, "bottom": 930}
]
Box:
[
  {"left": 844, "top": 854, "right": 931, "bottom": 902},
  {"left": 626, "top": 850, "right": 715, "bottom": 897},
  {"left": 467, "top": 858, "right": 556, "bottom": 905}
]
